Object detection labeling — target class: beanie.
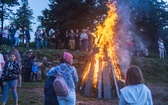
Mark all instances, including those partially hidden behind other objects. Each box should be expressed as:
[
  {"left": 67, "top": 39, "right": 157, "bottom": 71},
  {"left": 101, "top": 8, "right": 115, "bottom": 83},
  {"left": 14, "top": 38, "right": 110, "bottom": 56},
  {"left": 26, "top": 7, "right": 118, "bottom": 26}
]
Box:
[{"left": 63, "top": 52, "right": 73, "bottom": 63}]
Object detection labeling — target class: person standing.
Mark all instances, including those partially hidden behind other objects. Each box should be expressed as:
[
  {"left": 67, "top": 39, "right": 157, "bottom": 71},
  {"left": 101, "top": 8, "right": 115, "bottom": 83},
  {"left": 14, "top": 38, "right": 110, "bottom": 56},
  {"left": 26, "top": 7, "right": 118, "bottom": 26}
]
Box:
[
  {"left": 64, "top": 30, "right": 70, "bottom": 51},
  {"left": 22, "top": 51, "right": 34, "bottom": 82},
  {"left": 44, "top": 67, "right": 59, "bottom": 105},
  {"left": 80, "top": 29, "right": 88, "bottom": 51},
  {"left": 9, "top": 25, "right": 16, "bottom": 47},
  {"left": 69, "top": 29, "right": 76, "bottom": 50},
  {"left": 2, "top": 27, "right": 9, "bottom": 46},
  {"left": 31, "top": 62, "right": 38, "bottom": 82},
  {"left": 42, "top": 29, "right": 49, "bottom": 49},
  {"left": 24, "top": 27, "right": 30, "bottom": 48},
  {"left": 46, "top": 52, "right": 79, "bottom": 105},
  {"left": 158, "top": 38, "right": 165, "bottom": 59},
  {"left": 119, "top": 65, "right": 153, "bottom": 105},
  {"left": 34, "top": 28, "right": 44, "bottom": 49},
  {"left": 13, "top": 46, "right": 22, "bottom": 87},
  {"left": 0, "top": 52, "right": 5, "bottom": 95},
  {"left": 14, "top": 28, "right": 22, "bottom": 47},
  {"left": 54, "top": 28, "right": 61, "bottom": 49},
  {"left": 75, "top": 29, "right": 80, "bottom": 51},
  {"left": 1, "top": 53, "right": 21, "bottom": 105}
]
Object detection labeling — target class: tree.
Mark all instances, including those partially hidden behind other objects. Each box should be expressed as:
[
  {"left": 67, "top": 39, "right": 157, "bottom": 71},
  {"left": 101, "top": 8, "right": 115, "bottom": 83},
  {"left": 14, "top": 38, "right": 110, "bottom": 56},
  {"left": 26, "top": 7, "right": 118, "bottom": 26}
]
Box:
[
  {"left": 117, "top": 0, "right": 168, "bottom": 51},
  {"left": 0, "top": 0, "right": 19, "bottom": 30},
  {"left": 38, "top": 0, "right": 108, "bottom": 32},
  {"left": 11, "top": 1, "right": 34, "bottom": 30}
]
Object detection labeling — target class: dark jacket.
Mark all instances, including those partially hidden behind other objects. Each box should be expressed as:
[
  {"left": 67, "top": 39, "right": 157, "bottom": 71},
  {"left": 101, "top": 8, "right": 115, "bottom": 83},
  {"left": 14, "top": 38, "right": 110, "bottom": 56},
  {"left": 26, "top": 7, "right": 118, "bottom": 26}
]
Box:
[
  {"left": 2, "top": 60, "right": 21, "bottom": 82},
  {"left": 44, "top": 76, "right": 59, "bottom": 105}
]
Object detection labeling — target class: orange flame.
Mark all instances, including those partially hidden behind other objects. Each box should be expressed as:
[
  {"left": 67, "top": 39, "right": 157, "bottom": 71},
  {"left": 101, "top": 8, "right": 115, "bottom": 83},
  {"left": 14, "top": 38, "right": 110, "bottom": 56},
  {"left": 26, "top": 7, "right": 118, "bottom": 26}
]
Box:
[{"left": 81, "top": 2, "right": 123, "bottom": 89}]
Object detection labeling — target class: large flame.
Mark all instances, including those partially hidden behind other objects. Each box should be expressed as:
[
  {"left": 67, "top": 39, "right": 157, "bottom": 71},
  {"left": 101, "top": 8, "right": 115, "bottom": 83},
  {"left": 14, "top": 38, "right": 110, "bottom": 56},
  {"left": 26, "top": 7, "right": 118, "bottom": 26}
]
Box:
[{"left": 81, "top": 2, "right": 123, "bottom": 89}]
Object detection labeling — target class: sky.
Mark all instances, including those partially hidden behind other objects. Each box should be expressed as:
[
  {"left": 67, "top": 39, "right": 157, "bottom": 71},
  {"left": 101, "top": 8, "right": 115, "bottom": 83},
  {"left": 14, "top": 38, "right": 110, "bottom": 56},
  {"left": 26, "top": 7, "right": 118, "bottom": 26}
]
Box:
[
  {"left": 29, "top": 0, "right": 49, "bottom": 32},
  {"left": 24, "top": 0, "right": 50, "bottom": 41}
]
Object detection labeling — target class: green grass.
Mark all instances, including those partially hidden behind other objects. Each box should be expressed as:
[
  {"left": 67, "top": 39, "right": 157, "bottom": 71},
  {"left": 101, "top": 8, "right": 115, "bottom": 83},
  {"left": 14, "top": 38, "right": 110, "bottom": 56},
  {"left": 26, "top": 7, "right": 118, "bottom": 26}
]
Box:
[
  {"left": 131, "top": 57, "right": 168, "bottom": 84},
  {"left": 0, "top": 82, "right": 44, "bottom": 105},
  {"left": 0, "top": 46, "right": 168, "bottom": 104}
]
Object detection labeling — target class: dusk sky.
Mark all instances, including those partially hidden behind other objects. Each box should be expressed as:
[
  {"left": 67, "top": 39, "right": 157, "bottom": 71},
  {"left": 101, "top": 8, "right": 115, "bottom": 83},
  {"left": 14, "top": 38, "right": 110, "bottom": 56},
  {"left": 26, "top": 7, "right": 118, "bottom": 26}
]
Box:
[{"left": 29, "top": 0, "right": 49, "bottom": 32}]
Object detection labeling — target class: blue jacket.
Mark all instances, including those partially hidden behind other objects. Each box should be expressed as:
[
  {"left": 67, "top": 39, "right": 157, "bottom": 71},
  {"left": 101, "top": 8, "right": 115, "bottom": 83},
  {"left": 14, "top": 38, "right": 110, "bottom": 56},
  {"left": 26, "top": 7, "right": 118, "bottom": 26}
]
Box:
[
  {"left": 46, "top": 63, "right": 79, "bottom": 90},
  {"left": 32, "top": 65, "right": 38, "bottom": 73}
]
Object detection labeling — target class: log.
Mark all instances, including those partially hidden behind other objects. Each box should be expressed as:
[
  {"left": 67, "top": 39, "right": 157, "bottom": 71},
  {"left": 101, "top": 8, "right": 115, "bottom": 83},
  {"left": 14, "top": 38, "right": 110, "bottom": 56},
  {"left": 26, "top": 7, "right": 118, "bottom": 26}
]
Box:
[
  {"left": 98, "top": 59, "right": 102, "bottom": 98},
  {"left": 110, "top": 62, "right": 120, "bottom": 98},
  {"left": 84, "top": 60, "right": 94, "bottom": 96},
  {"left": 103, "top": 63, "right": 112, "bottom": 99}
]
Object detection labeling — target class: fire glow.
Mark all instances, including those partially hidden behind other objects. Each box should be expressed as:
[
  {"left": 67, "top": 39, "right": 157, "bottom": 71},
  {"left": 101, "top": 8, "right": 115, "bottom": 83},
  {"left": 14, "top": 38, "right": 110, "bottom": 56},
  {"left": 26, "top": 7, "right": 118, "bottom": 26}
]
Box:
[{"left": 81, "top": 2, "right": 123, "bottom": 94}]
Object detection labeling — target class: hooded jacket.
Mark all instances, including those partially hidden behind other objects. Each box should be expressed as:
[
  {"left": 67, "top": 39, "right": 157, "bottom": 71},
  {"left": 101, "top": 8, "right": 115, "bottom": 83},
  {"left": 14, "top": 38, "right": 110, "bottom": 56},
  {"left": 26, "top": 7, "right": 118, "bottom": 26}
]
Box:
[{"left": 119, "top": 84, "right": 153, "bottom": 105}]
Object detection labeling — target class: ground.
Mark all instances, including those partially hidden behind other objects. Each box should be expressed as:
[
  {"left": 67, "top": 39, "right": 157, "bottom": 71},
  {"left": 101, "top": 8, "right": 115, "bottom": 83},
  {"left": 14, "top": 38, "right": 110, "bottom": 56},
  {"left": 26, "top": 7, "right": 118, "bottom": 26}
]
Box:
[
  {"left": 2, "top": 81, "right": 165, "bottom": 105},
  {"left": 0, "top": 48, "right": 168, "bottom": 105}
]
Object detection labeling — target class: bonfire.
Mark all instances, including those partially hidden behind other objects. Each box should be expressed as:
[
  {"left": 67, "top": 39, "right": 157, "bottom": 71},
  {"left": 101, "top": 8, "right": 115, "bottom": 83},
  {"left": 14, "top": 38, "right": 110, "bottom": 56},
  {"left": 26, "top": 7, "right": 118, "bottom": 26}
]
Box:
[{"left": 80, "top": 2, "right": 126, "bottom": 99}]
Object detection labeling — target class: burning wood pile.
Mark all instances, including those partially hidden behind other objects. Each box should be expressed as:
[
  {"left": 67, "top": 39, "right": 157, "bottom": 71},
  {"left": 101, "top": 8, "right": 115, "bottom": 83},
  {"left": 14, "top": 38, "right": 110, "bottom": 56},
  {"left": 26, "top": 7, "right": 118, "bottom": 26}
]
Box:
[{"left": 79, "top": 3, "right": 125, "bottom": 99}]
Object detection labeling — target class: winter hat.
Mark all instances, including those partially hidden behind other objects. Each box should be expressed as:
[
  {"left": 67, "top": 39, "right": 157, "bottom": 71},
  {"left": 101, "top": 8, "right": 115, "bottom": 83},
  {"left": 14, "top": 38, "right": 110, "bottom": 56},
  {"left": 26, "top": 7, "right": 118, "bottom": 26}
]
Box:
[{"left": 63, "top": 52, "right": 73, "bottom": 63}]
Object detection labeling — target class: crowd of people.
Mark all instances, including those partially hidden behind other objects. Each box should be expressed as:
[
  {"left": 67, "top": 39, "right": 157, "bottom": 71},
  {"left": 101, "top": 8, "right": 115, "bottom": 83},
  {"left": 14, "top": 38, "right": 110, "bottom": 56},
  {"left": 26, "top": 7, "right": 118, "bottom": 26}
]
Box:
[
  {"left": 0, "top": 26, "right": 94, "bottom": 52},
  {"left": 0, "top": 26, "right": 30, "bottom": 48}
]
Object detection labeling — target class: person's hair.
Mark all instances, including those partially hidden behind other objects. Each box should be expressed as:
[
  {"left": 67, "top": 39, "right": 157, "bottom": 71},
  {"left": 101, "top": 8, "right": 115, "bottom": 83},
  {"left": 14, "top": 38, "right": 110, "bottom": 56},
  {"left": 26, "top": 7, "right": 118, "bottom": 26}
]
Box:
[
  {"left": 9, "top": 52, "right": 16, "bottom": 57},
  {"left": 125, "top": 65, "right": 144, "bottom": 85}
]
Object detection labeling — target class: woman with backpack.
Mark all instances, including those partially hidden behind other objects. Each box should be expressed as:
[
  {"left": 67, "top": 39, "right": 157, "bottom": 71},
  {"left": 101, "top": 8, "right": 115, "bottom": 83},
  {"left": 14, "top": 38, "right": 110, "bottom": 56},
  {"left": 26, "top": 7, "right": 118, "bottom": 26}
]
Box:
[{"left": 46, "top": 52, "right": 79, "bottom": 105}]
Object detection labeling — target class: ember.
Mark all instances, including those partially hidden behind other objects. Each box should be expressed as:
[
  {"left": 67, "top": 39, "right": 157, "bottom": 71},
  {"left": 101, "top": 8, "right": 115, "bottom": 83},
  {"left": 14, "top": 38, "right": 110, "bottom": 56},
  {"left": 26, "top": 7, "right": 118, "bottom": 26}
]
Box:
[{"left": 79, "top": 2, "right": 125, "bottom": 99}]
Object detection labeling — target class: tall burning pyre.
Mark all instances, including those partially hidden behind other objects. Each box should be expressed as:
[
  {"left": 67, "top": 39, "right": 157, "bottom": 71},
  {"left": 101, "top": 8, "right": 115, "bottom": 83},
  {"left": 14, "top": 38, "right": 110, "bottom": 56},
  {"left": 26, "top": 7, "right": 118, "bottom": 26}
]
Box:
[{"left": 79, "top": 2, "right": 125, "bottom": 99}]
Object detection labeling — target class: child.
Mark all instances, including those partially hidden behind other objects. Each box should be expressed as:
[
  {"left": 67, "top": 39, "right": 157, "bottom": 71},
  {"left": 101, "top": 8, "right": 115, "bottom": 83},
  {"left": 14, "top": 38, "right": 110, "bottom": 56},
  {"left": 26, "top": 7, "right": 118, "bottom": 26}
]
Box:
[
  {"left": 119, "top": 66, "right": 153, "bottom": 105},
  {"left": 1, "top": 53, "right": 21, "bottom": 105},
  {"left": 31, "top": 62, "right": 39, "bottom": 82}
]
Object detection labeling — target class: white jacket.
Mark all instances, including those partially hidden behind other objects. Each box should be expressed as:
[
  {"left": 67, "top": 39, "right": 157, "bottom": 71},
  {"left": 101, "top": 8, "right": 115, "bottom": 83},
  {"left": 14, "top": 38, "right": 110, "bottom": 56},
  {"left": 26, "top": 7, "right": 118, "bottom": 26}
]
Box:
[{"left": 119, "top": 84, "right": 153, "bottom": 105}]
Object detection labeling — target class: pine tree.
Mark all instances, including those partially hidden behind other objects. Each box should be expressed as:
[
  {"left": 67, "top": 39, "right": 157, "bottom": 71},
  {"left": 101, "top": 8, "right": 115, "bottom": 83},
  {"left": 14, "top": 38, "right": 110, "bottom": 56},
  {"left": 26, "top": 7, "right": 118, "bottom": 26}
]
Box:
[
  {"left": 11, "top": 1, "right": 34, "bottom": 30},
  {"left": 0, "top": 0, "right": 19, "bottom": 30},
  {"left": 38, "top": 0, "right": 108, "bottom": 31}
]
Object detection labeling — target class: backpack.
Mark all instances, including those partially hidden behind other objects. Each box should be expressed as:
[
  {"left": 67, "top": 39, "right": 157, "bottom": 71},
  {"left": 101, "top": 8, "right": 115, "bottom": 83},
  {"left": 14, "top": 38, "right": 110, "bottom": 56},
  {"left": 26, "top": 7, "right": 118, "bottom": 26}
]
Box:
[{"left": 53, "top": 74, "right": 70, "bottom": 96}]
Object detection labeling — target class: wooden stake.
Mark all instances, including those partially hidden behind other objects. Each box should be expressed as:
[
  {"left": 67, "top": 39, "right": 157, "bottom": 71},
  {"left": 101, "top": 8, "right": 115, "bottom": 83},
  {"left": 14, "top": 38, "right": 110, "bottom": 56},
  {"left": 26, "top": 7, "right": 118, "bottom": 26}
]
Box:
[
  {"left": 110, "top": 62, "right": 120, "bottom": 98},
  {"left": 84, "top": 59, "right": 94, "bottom": 96},
  {"left": 103, "top": 63, "right": 112, "bottom": 99},
  {"left": 98, "top": 59, "right": 102, "bottom": 98}
]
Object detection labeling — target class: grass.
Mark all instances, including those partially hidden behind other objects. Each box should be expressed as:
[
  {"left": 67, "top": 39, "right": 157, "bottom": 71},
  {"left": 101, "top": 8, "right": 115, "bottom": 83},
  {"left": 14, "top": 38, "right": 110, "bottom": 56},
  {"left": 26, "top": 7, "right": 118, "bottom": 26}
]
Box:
[
  {"left": 0, "top": 46, "right": 168, "bottom": 104},
  {"left": 131, "top": 57, "right": 168, "bottom": 84},
  {"left": 0, "top": 82, "right": 44, "bottom": 105}
]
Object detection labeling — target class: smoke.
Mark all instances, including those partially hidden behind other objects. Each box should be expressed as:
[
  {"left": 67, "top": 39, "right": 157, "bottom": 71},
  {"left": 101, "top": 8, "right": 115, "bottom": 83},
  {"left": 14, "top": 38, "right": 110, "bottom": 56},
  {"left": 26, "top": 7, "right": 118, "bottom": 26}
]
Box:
[{"left": 114, "top": 0, "right": 150, "bottom": 74}]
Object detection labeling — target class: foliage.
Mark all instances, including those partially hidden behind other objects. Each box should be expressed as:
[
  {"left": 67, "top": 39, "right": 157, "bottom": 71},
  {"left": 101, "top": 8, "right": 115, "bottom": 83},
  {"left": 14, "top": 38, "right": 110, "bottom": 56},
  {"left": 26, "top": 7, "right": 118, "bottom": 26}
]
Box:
[
  {"left": 0, "top": 0, "right": 19, "bottom": 29},
  {"left": 38, "top": 0, "right": 108, "bottom": 32},
  {"left": 11, "top": 1, "right": 34, "bottom": 30},
  {"left": 117, "top": 0, "right": 168, "bottom": 52}
]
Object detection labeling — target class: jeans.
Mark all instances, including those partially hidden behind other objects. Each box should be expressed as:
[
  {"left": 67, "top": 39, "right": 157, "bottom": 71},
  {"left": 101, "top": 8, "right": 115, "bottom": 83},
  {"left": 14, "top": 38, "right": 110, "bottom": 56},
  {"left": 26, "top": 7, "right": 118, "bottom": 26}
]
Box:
[
  {"left": 36, "top": 39, "right": 44, "bottom": 49},
  {"left": 2, "top": 79, "right": 18, "bottom": 102},
  {"left": 57, "top": 89, "right": 76, "bottom": 105},
  {"left": 14, "top": 37, "right": 19, "bottom": 46},
  {"left": 43, "top": 39, "right": 48, "bottom": 48},
  {"left": 10, "top": 37, "right": 15, "bottom": 46},
  {"left": 159, "top": 48, "right": 165, "bottom": 58}
]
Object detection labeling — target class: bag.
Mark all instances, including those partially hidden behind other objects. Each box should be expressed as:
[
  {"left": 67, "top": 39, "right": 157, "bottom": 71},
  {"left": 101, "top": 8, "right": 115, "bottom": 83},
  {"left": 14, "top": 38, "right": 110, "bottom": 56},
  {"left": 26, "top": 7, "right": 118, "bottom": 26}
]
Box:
[{"left": 53, "top": 74, "right": 70, "bottom": 96}]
